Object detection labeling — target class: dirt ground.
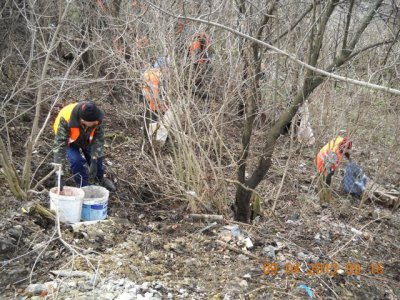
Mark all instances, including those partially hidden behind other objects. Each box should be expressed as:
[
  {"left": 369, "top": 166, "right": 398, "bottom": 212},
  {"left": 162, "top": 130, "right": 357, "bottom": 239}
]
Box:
[
  {"left": 1, "top": 186, "right": 399, "bottom": 299},
  {"left": 0, "top": 81, "right": 399, "bottom": 299}
]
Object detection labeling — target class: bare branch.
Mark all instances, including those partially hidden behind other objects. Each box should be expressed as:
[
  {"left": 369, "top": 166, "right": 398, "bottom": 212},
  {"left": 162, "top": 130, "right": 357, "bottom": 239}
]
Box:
[{"left": 145, "top": 0, "right": 400, "bottom": 96}]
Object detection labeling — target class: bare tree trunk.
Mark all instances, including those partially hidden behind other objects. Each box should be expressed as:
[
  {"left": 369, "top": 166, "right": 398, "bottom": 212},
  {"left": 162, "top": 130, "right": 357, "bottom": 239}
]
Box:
[
  {"left": 234, "top": 0, "right": 384, "bottom": 222},
  {"left": 0, "top": 136, "right": 27, "bottom": 199},
  {"left": 234, "top": 0, "right": 277, "bottom": 222}
]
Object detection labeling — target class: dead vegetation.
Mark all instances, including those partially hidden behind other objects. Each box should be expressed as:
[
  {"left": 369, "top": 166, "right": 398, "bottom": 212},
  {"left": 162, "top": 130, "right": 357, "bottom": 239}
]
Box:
[{"left": 1, "top": 0, "right": 400, "bottom": 299}]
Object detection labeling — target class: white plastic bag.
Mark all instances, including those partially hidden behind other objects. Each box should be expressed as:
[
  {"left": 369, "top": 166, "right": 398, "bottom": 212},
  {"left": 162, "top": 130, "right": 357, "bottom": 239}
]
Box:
[
  {"left": 148, "top": 122, "right": 168, "bottom": 147},
  {"left": 147, "top": 109, "right": 177, "bottom": 148},
  {"left": 297, "top": 101, "right": 315, "bottom": 145}
]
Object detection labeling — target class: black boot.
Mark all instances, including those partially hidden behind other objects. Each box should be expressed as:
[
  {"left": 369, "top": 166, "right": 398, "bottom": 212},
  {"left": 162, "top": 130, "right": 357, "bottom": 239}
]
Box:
[{"left": 99, "top": 177, "right": 116, "bottom": 192}]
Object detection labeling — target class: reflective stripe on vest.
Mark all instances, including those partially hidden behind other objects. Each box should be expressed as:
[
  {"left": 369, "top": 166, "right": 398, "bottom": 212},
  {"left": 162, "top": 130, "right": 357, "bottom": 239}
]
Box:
[{"left": 316, "top": 137, "right": 344, "bottom": 174}]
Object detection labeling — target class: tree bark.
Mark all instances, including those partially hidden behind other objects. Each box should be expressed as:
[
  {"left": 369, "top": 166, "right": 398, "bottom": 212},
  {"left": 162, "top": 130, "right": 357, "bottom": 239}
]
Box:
[
  {"left": 21, "top": 0, "right": 71, "bottom": 191},
  {"left": 233, "top": 0, "right": 277, "bottom": 222}
]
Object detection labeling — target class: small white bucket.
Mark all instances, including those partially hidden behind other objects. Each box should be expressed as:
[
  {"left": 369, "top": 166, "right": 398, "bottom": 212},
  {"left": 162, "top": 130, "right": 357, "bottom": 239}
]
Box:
[
  {"left": 49, "top": 186, "right": 85, "bottom": 224},
  {"left": 81, "top": 186, "right": 109, "bottom": 221}
]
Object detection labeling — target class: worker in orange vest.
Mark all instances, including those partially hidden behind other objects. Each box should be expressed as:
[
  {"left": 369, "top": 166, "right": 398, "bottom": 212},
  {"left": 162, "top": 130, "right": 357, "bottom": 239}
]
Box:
[
  {"left": 187, "top": 32, "right": 212, "bottom": 98},
  {"left": 53, "top": 101, "right": 115, "bottom": 191},
  {"left": 141, "top": 57, "right": 169, "bottom": 139},
  {"left": 315, "top": 136, "right": 352, "bottom": 204}
]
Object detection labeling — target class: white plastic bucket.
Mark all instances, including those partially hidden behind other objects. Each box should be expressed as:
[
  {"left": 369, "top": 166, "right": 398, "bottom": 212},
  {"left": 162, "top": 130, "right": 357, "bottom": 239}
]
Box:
[
  {"left": 81, "top": 186, "right": 109, "bottom": 221},
  {"left": 49, "top": 186, "right": 84, "bottom": 224}
]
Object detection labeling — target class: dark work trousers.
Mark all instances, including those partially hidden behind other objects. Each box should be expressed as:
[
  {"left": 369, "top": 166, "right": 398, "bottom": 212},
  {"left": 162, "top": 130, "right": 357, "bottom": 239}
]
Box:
[
  {"left": 318, "top": 173, "right": 333, "bottom": 204},
  {"left": 67, "top": 147, "right": 104, "bottom": 187}
]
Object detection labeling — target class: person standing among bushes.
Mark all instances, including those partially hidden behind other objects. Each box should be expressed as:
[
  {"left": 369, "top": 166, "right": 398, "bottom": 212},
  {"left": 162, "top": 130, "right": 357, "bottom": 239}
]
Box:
[
  {"left": 187, "top": 32, "right": 212, "bottom": 98},
  {"left": 53, "top": 101, "right": 116, "bottom": 191},
  {"left": 141, "top": 57, "right": 169, "bottom": 137},
  {"left": 315, "top": 136, "right": 352, "bottom": 204}
]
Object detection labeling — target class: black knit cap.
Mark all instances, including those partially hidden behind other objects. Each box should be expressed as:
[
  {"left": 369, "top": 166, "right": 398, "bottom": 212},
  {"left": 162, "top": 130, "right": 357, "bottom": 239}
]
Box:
[{"left": 79, "top": 102, "right": 104, "bottom": 122}]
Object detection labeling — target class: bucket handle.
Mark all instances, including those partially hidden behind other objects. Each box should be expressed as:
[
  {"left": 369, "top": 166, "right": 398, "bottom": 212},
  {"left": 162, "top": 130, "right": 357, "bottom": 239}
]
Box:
[{"left": 51, "top": 163, "right": 63, "bottom": 194}]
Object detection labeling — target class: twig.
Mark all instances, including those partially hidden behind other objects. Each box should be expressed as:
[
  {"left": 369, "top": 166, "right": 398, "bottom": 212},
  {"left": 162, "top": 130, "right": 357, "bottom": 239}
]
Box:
[
  {"left": 329, "top": 216, "right": 387, "bottom": 258},
  {"left": 315, "top": 275, "right": 339, "bottom": 298},
  {"left": 245, "top": 285, "right": 269, "bottom": 296},
  {"left": 144, "top": 0, "right": 400, "bottom": 96},
  {"left": 189, "top": 213, "right": 224, "bottom": 223},
  {"left": 229, "top": 220, "right": 261, "bottom": 228},
  {"left": 50, "top": 270, "right": 92, "bottom": 279}
]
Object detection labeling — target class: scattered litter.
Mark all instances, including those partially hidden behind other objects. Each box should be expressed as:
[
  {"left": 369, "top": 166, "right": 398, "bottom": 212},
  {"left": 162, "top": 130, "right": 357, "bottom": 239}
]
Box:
[
  {"left": 223, "top": 225, "right": 241, "bottom": 237},
  {"left": 298, "top": 284, "right": 314, "bottom": 299},
  {"left": 297, "top": 252, "right": 308, "bottom": 261},
  {"left": 337, "top": 269, "right": 345, "bottom": 275},
  {"left": 263, "top": 246, "right": 276, "bottom": 259},
  {"left": 350, "top": 227, "right": 363, "bottom": 236},
  {"left": 197, "top": 222, "right": 218, "bottom": 234},
  {"left": 244, "top": 237, "right": 253, "bottom": 249},
  {"left": 186, "top": 191, "right": 198, "bottom": 197},
  {"left": 218, "top": 230, "right": 233, "bottom": 243}
]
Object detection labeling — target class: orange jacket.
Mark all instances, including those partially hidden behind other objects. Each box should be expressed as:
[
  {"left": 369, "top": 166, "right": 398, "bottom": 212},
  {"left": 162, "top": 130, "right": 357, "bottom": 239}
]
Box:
[
  {"left": 188, "top": 32, "right": 210, "bottom": 64},
  {"left": 142, "top": 68, "right": 167, "bottom": 113},
  {"left": 316, "top": 136, "right": 345, "bottom": 175}
]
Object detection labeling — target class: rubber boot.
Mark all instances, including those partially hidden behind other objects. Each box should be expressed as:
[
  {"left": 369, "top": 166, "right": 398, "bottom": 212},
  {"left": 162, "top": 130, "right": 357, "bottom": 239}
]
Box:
[{"left": 100, "top": 177, "right": 116, "bottom": 192}]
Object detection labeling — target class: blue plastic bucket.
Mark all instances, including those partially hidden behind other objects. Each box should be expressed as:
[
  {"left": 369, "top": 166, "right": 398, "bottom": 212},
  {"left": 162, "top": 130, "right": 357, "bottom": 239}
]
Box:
[{"left": 81, "top": 186, "right": 109, "bottom": 221}]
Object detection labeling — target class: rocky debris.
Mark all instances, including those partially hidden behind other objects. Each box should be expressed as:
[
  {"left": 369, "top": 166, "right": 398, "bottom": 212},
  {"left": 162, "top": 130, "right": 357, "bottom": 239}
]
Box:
[
  {"left": 217, "top": 224, "right": 254, "bottom": 250},
  {"left": 18, "top": 277, "right": 193, "bottom": 299},
  {"left": 1, "top": 193, "right": 399, "bottom": 300}
]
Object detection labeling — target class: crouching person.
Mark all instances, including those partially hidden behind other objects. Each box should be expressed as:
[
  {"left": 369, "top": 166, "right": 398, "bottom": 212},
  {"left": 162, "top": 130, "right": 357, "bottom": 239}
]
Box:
[
  {"left": 53, "top": 101, "right": 116, "bottom": 191},
  {"left": 315, "top": 136, "right": 352, "bottom": 205}
]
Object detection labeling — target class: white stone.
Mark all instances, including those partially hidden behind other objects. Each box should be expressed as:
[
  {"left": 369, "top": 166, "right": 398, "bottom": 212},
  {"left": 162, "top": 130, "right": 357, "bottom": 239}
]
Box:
[
  {"left": 118, "top": 279, "right": 125, "bottom": 286},
  {"left": 239, "top": 279, "right": 248, "bottom": 288},
  {"left": 141, "top": 282, "right": 151, "bottom": 290},
  {"left": 244, "top": 237, "right": 253, "bottom": 249},
  {"left": 115, "top": 292, "right": 135, "bottom": 300}
]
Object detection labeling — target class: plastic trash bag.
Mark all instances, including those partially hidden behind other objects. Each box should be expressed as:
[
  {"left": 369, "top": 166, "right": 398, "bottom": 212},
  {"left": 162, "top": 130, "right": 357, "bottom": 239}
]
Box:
[
  {"left": 297, "top": 101, "right": 315, "bottom": 145},
  {"left": 342, "top": 162, "right": 368, "bottom": 198},
  {"left": 148, "top": 122, "right": 168, "bottom": 147},
  {"left": 147, "top": 109, "right": 178, "bottom": 148}
]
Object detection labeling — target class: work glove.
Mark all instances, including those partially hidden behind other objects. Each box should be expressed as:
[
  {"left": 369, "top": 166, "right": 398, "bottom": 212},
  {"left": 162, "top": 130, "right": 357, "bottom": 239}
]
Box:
[
  {"left": 54, "top": 170, "right": 65, "bottom": 192},
  {"left": 89, "top": 158, "right": 98, "bottom": 181},
  {"left": 344, "top": 152, "right": 351, "bottom": 160},
  {"left": 325, "top": 169, "right": 335, "bottom": 186}
]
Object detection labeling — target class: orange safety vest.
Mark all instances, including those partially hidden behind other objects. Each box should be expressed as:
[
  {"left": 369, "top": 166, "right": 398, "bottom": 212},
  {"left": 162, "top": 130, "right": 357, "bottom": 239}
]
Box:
[
  {"left": 54, "top": 103, "right": 99, "bottom": 145},
  {"left": 188, "top": 32, "right": 210, "bottom": 64},
  {"left": 316, "top": 136, "right": 344, "bottom": 174},
  {"left": 142, "top": 68, "right": 167, "bottom": 113}
]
